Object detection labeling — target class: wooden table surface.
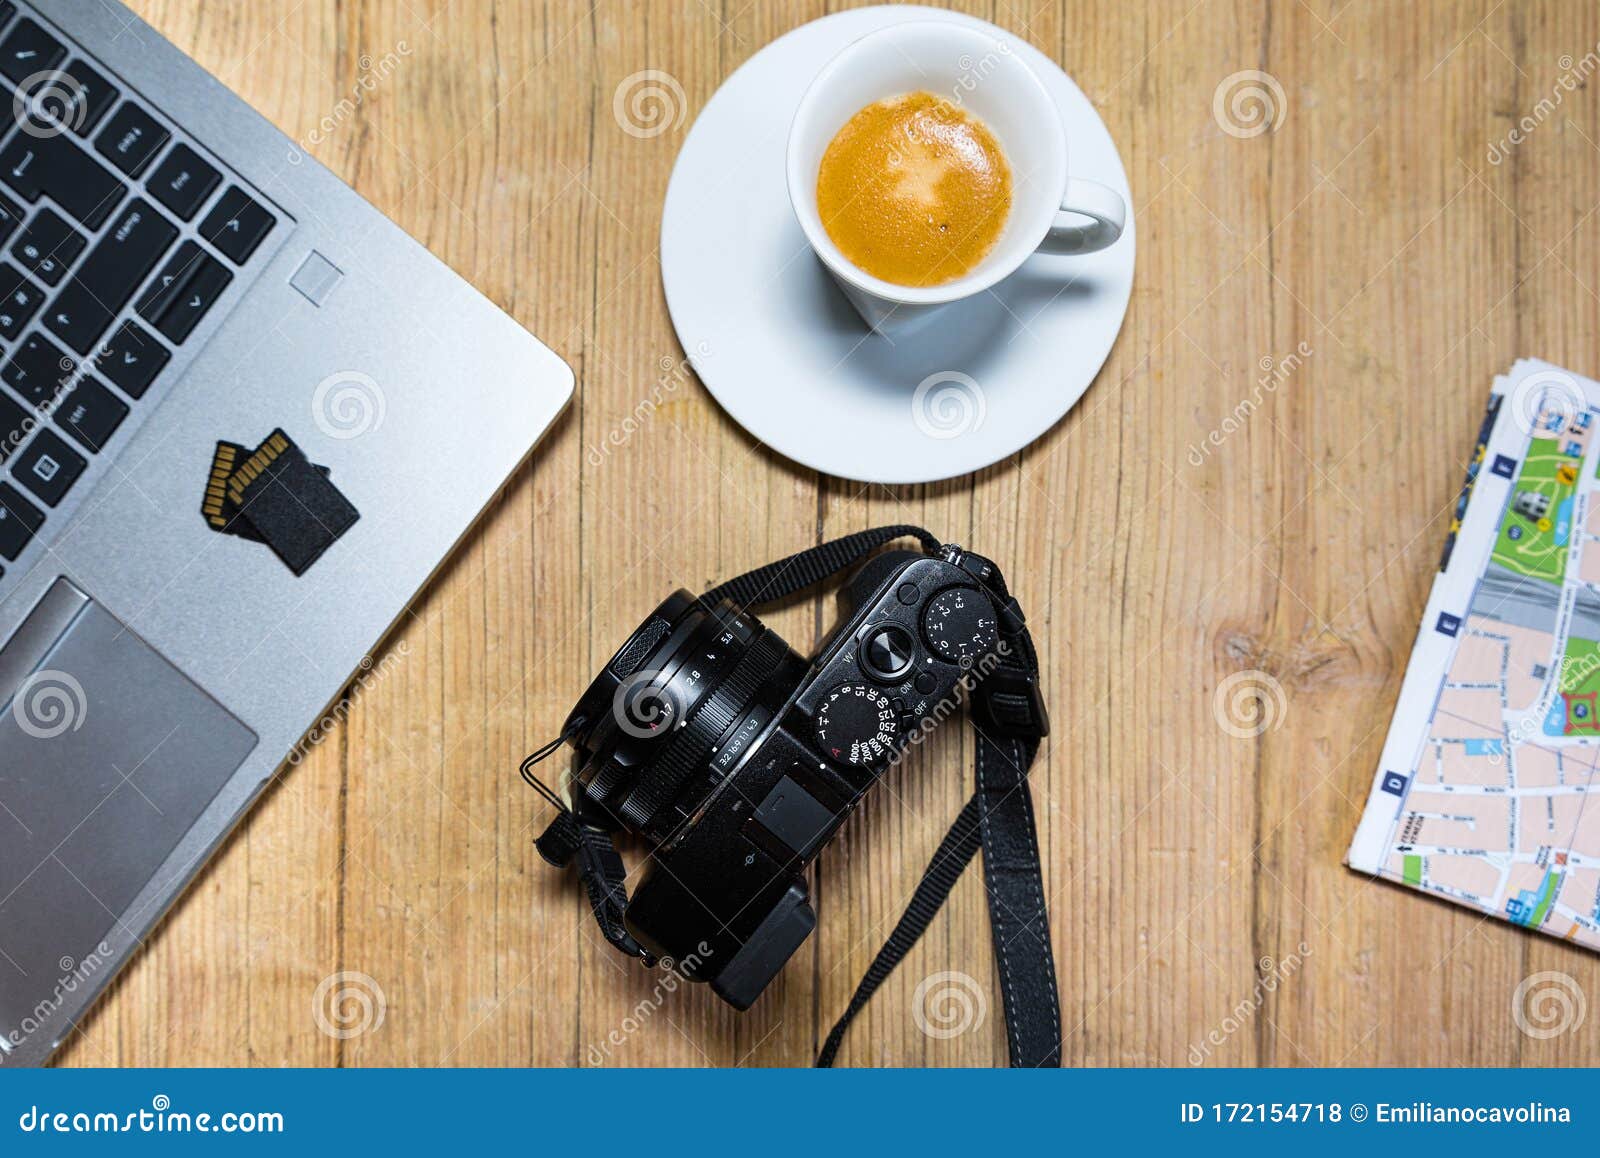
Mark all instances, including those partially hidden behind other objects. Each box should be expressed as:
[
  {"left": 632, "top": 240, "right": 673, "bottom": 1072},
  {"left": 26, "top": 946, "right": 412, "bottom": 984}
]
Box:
[{"left": 63, "top": 0, "right": 1600, "bottom": 1067}]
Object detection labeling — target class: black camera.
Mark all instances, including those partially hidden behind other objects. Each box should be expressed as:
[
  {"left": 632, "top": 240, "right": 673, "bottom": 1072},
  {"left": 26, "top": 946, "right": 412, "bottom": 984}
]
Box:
[{"left": 552, "top": 542, "right": 1018, "bottom": 1008}]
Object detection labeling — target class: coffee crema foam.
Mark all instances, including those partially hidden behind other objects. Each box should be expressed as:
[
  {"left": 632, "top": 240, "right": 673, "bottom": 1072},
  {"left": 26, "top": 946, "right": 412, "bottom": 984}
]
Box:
[{"left": 816, "top": 91, "right": 1012, "bottom": 287}]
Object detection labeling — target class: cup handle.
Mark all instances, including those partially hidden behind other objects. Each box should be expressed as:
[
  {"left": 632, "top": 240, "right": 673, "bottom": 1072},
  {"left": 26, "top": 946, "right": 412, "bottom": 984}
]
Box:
[{"left": 1038, "top": 178, "right": 1127, "bottom": 255}]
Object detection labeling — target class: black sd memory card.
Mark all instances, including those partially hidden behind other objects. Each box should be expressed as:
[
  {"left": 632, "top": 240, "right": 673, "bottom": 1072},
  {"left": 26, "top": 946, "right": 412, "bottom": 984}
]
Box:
[{"left": 205, "top": 429, "right": 359, "bottom": 576}]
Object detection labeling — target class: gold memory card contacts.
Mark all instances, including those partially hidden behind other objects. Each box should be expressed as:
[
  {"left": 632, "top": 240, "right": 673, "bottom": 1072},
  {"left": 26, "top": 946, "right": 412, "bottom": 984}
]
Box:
[{"left": 200, "top": 441, "right": 262, "bottom": 541}]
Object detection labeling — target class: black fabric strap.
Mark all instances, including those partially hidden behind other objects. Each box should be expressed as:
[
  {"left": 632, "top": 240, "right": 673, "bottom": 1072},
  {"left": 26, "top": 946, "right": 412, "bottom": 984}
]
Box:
[
  {"left": 535, "top": 811, "right": 654, "bottom": 962},
  {"left": 972, "top": 729, "right": 1060, "bottom": 1066},
  {"left": 703, "top": 526, "right": 1059, "bottom": 1068},
  {"left": 814, "top": 540, "right": 1059, "bottom": 1068},
  {"left": 815, "top": 796, "right": 983, "bottom": 1066},
  {"left": 701, "top": 524, "right": 941, "bottom": 609},
  {"left": 569, "top": 818, "right": 655, "bottom": 963}
]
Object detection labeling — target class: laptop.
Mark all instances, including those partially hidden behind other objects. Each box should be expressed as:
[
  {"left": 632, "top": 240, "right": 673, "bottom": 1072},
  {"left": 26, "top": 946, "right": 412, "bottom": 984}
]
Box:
[{"left": 0, "top": 0, "right": 573, "bottom": 1065}]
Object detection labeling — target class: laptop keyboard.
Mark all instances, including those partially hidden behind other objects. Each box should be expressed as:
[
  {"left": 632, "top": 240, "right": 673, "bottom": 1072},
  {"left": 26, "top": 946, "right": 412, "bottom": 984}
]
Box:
[{"left": 0, "top": 2, "right": 283, "bottom": 584}]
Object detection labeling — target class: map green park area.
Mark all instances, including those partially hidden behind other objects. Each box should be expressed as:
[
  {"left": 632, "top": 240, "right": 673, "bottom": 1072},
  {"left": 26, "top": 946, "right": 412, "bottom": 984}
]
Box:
[
  {"left": 1560, "top": 636, "right": 1600, "bottom": 698},
  {"left": 1490, "top": 435, "right": 1581, "bottom": 584}
]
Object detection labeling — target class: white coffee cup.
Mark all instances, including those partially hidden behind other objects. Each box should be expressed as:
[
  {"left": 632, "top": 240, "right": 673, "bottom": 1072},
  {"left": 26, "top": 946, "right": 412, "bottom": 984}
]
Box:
[{"left": 787, "top": 20, "right": 1127, "bottom": 333}]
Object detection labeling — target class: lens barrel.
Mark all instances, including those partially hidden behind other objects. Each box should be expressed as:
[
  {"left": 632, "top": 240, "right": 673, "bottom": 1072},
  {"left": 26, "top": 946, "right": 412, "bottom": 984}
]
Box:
[{"left": 566, "top": 591, "right": 805, "bottom": 841}]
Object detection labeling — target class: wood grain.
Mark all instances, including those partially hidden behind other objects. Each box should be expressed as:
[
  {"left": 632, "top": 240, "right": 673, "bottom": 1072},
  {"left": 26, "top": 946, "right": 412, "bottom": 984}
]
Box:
[{"left": 58, "top": 0, "right": 1600, "bottom": 1066}]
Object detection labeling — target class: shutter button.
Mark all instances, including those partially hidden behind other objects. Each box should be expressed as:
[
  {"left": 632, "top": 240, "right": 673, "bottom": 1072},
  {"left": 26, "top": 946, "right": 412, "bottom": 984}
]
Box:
[{"left": 861, "top": 624, "right": 916, "bottom": 682}]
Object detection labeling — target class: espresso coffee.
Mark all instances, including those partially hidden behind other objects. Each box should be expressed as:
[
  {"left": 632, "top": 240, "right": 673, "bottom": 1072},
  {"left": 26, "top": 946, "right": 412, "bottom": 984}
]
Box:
[{"left": 816, "top": 91, "right": 1012, "bottom": 287}]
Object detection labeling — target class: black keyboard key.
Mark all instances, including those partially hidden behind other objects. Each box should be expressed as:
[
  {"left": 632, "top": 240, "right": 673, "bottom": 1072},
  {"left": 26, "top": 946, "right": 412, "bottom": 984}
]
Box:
[
  {"left": 0, "top": 261, "right": 42, "bottom": 340},
  {"left": 0, "top": 130, "right": 126, "bottom": 228},
  {"left": 0, "top": 389, "right": 26, "bottom": 462},
  {"left": 135, "top": 242, "right": 197, "bottom": 320},
  {"left": 138, "top": 241, "right": 231, "bottom": 344},
  {"left": 0, "top": 480, "right": 42, "bottom": 560},
  {"left": 0, "top": 190, "right": 20, "bottom": 248},
  {"left": 0, "top": 5, "right": 15, "bottom": 34},
  {"left": 0, "top": 18, "right": 64, "bottom": 85},
  {"left": 56, "top": 376, "right": 126, "bottom": 453},
  {"left": 59, "top": 59, "right": 119, "bottom": 136},
  {"left": 12, "top": 428, "right": 83, "bottom": 506},
  {"left": 95, "top": 101, "right": 169, "bottom": 178},
  {"left": 1, "top": 331, "right": 73, "bottom": 406},
  {"left": 98, "top": 319, "right": 166, "bottom": 399},
  {"left": 148, "top": 143, "right": 219, "bottom": 221},
  {"left": 200, "top": 187, "right": 275, "bottom": 265},
  {"left": 12, "top": 208, "right": 85, "bottom": 285},
  {"left": 159, "top": 259, "right": 231, "bottom": 344},
  {"left": 45, "top": 198, "right": 177, "bottom": 355}
]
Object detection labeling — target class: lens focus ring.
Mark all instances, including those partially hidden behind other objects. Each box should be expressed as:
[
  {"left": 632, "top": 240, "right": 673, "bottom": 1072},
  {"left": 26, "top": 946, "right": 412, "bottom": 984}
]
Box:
[{"left": 615, "top": 628, "right": 789, "bottom": 832}]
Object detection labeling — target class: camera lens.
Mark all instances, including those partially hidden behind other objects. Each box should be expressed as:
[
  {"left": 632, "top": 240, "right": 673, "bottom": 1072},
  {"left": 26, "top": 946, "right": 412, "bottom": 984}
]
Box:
[{"left": 565, "top": 590, "right": 807, "bottom": 840}]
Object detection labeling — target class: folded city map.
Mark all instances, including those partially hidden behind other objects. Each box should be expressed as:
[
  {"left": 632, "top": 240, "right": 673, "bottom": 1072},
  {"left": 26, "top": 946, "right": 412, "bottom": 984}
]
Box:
[{"left": 1348, "top": 359, "right": 1600, "bottom": 949}]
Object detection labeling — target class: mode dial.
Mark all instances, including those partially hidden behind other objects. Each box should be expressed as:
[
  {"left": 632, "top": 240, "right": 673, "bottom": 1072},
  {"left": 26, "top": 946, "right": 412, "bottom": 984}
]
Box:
[
  {"left": 921, "top": 587, "right": 998, "bottom": 666},
  {"left": 813, "top": 683, "right": 900, "bottom": 768}
]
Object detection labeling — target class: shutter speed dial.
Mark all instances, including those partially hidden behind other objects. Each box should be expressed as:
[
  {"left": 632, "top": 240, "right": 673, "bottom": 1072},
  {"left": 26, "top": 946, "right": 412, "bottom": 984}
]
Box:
[
  {"left": 813, "top": 683, "right": 899, "bottom": 768},
  {"left": 921, "top": 587, "right": 998, "bottom": 666}
]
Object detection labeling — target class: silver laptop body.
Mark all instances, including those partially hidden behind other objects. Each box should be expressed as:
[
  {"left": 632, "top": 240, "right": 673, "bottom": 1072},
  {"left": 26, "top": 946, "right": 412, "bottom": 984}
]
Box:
[{"left": 0, "top": 0, "right": 573, "bottom": 1065}]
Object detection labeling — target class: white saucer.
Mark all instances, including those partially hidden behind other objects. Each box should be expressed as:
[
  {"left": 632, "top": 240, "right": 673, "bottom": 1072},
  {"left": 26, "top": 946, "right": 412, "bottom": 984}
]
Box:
[{"left": 660, "top": 5, "right": 1136, "bottom": 485}]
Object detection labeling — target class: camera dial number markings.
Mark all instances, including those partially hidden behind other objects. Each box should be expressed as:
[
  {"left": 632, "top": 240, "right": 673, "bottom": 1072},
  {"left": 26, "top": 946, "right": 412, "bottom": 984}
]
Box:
[
  {"left": 813, "top": 683, "right": 899, "bottom": 767},
  {"left": 922, "top": 587, "right": 998, "bottom": 665}
]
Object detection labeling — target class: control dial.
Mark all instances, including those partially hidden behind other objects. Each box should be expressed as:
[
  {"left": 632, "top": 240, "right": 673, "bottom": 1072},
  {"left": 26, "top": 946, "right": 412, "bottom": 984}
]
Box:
[
  {"left": 921, "top": 587, "right": 998, "bottom": 666},
  {"left": 813, "top": 683, "right": 900, "bottom": 768}
]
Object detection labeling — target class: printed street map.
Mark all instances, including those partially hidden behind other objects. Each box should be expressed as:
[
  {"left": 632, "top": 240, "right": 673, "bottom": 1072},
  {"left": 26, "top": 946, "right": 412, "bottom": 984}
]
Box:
[{"left": 1349, "top": 360, "right": 1600, "bottom": 949}]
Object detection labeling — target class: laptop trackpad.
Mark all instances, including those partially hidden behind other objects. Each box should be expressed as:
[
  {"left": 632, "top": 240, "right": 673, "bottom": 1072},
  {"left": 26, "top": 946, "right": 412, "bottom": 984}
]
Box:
[{"left": 0, "top": 579, "right": 256, "bottom": 1038}]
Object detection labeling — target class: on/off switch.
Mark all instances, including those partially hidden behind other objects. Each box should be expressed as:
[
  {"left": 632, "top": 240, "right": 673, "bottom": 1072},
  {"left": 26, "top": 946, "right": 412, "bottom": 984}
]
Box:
[{"left": 860, "top": 624, "right": 916, "bottom": 682}]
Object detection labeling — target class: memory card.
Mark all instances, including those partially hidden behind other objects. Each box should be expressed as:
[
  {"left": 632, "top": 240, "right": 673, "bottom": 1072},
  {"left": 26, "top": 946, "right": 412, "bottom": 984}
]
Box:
[
  {"left": 227, "top": 429, "right": 359, "bottom": 576},
  {"left": 200, "top": 440, "right": 264, "bottom": 541}
]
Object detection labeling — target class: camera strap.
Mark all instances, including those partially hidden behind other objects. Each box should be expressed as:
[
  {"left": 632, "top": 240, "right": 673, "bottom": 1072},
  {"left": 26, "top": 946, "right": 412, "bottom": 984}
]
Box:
[
  {"left": 530, "top": 525, "right": 1060, "bottom": 1066},
  {"left": 704, "top": 525, "right": 1060, "bottom": 1069}
]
